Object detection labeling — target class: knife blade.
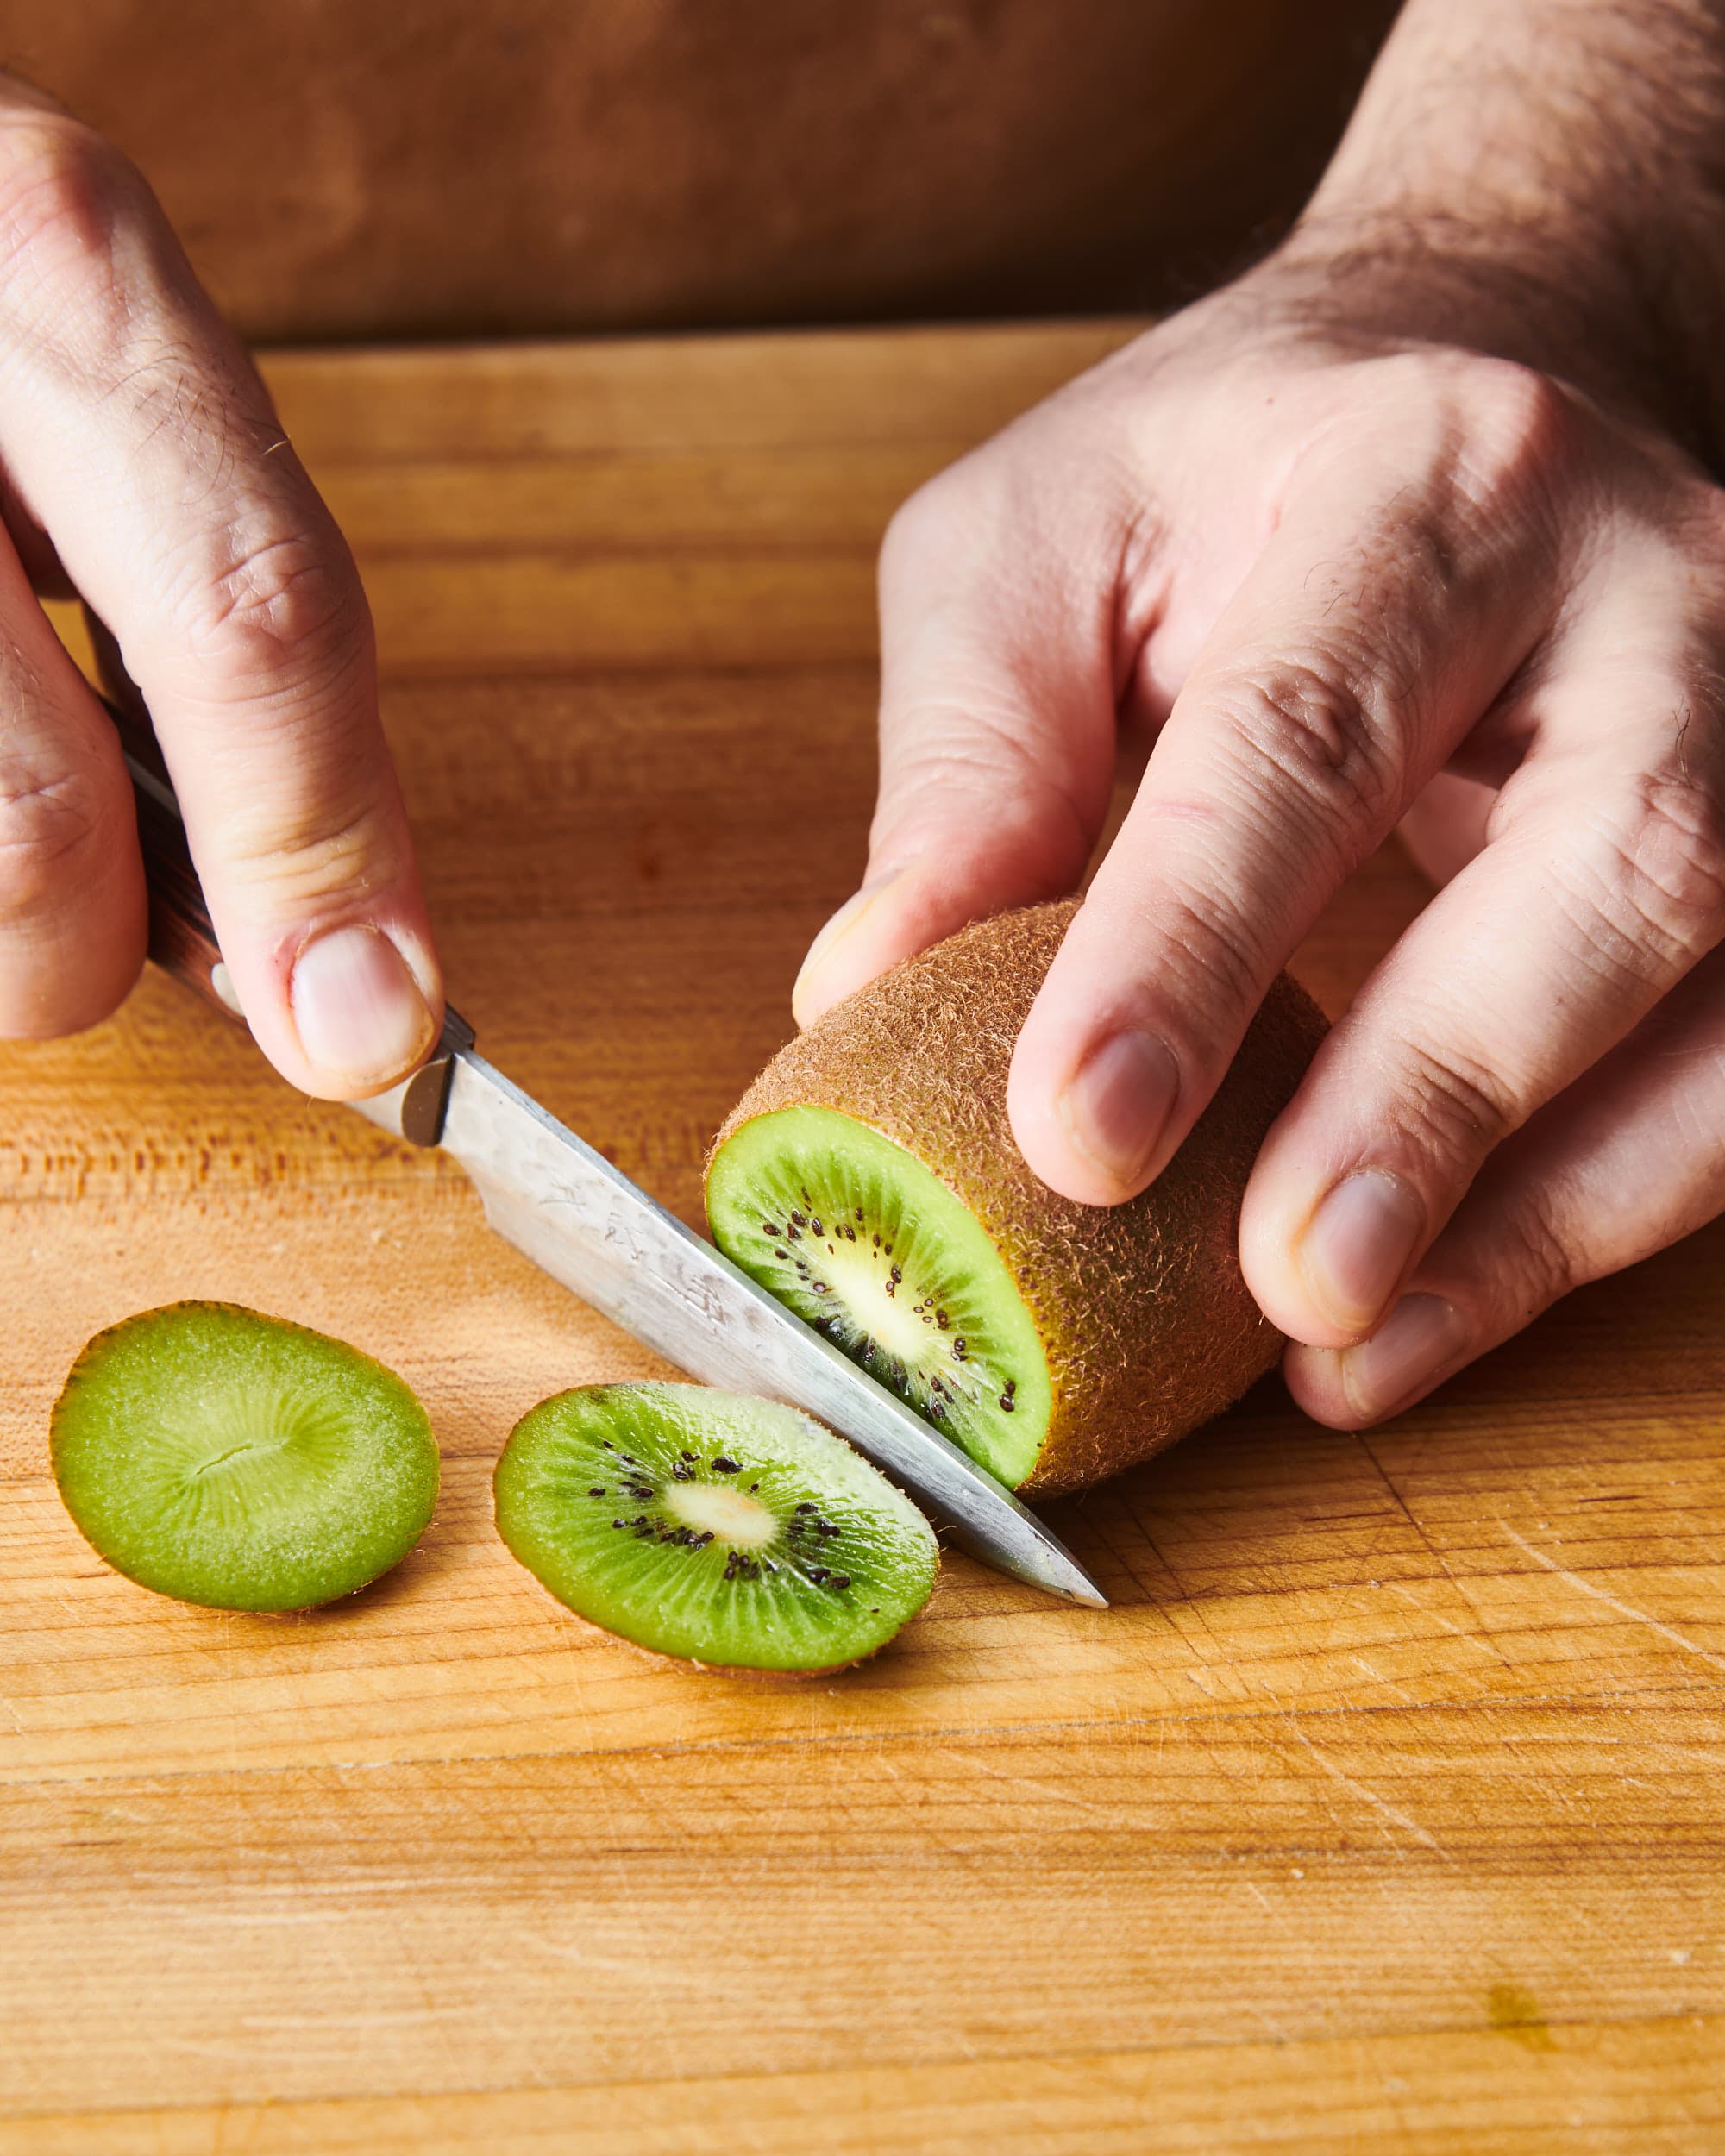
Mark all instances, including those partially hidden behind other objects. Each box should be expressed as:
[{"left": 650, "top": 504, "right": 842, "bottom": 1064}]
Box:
[
  {"left": 91, "top": 646, "right": 1107, "bottom": 1607},
  {"left": 350, "top": 1031, "right": 1105, "bottom": 1603}
]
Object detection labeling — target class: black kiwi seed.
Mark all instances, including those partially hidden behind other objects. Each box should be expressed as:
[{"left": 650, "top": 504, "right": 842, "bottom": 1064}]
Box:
[
  {"left": 712, "top": 1457, "right": 742, "bottom": 1474},
  {"left": 588, "top": 1486, "right": 606, "bottom": 1497}
]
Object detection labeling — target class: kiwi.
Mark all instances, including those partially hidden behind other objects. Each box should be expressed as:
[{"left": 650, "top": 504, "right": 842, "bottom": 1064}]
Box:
[
  {"left": 706, "top": 899, "right": 1327, "bottom": 1497},
  {"left": 51, "top": 1301, "right": 440, "bottom": 1613},
  {"left": 493, "top": 1382, "right": 938, "bottom": 1673}
]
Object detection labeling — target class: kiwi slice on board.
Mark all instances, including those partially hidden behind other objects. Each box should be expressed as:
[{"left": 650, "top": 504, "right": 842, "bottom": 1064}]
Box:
[
  {"left": 493, "top": 1382, "right": 938, "bottom": 1674},
  {"left": 706, "top": 899, "right": 1328, "bottom": 1498},
  {"left": 51, "top": 1301, "right": 440, "bottom": 1613}
]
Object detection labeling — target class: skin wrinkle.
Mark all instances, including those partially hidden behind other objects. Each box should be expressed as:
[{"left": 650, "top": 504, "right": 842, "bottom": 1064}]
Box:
[{"left": 1570, "top": 783, "right": 1725, "bottom": 978}]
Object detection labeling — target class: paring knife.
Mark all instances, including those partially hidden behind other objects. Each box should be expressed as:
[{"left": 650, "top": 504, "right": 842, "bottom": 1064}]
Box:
[{"left": 92, "top": 638, "right": 1107, "bottom": 1608}]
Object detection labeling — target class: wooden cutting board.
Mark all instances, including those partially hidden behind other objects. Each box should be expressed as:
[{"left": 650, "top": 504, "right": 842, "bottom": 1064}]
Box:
[{"left": 2, "top": 323, "right": 1722, "bottom": 2153}]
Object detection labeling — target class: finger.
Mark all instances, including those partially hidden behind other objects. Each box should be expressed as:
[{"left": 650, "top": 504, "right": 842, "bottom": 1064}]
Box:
[
  {"left": 791, "top": 450, "right": 1125, "bottom": 1026},
  {"left": 1244, "top": 573, "right": 1725, "bottom": 1345},
  {"left": 1009, "top": 371, "right": 1565, "bottom": 1204},
  {"left": 0, "top": 545, "right": 145, "bottom": 1034},
  {"left": 1284, "top": 938, "right": 1725, "bottom": 1426},
  {"left": 0, "top": 94, "right": 440, "bottom": 1097}
]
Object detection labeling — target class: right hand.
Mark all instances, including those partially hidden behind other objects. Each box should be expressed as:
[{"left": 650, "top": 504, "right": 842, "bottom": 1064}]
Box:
[{"left": 0, "top": 78, "right": 441, "bottom": 1096}]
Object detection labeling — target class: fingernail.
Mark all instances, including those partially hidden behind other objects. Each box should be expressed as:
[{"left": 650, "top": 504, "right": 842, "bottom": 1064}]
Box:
[
  {"left": 289, "top": 924, "right": 436, "bottom": 1086},
  {"left": 1299, "top": 1170, "right": 1424, "bottom": 1334},
  {"left": 792, "top": 863, "right": 915, "bottom": 1023},
  {"left": 1339, "top": 1294, "right": 1470, "bottom": 1421},
  {"left": 1057, "top": 1029, "right": 1179, "bottom": 1194}
]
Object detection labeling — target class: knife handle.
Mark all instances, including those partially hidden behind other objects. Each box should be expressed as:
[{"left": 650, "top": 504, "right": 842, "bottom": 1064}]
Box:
[
  {"left": 85, "top": 606, "right": 474, "bottom": 1144},
  {"left": 84, "top": 609, "right": 242, "bottom": 1025}
]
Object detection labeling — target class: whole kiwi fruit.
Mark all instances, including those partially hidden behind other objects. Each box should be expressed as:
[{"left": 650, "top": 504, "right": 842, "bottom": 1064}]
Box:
[{"left": 705, "top": 899, "right": 1327, "bottom": 1496}]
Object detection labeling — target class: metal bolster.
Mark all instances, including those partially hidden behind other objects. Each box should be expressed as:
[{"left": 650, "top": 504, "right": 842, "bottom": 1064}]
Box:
[{"left": 349, "top": 1005, "right": 476, "bottom": 1148}]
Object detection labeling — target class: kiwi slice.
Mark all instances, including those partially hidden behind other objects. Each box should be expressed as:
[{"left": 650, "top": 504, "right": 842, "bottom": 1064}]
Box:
[
  {"left": 706, "top": 899, "right": 1329, "bottom": 1497},
  {"left": 493, "top": 1382, "right": 938, "bottom": 1673},
  {"left": 51, "top": 1301, "right": 440, "bottom": 1613}
]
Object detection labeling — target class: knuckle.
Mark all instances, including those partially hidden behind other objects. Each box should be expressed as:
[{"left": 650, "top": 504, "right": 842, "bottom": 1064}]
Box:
[
  {"left": 0, "top": 111, "right": 139, "bottom": 291},
  {"left": 217, "top": 778, "right": 400, "bottom": 906},
  {"left": 1497, "top": 1181, "right": 1584, "bottom": 1313},
  {"left": 1569, "top": 761, "right": 1725, "bottom": 974},
  {"left": 881, "top": 458, "right": 989, "bottom": 584},
  {"left": 0, "top": 757, "right": 108, "bottom": 923},
  {"left": 197, "top": 688, "right": 404, "bottom": 895},
  {"left": 1214, "top": 652, "right": 1405, "bottom": 852},
  {"left": 1136, "top": 880, "right": 1268, "bottom": 1031},
  {"left": 169, "top": 517, "right": 371, "bottom": 689},
  {"left": 1443, "top": 354, "right": 1581, "bottom": 523},
  {"left": 872, "top": 697, "right": 1097, "bottom": 869},
  {"left": 1617, "top": 763, "right": 1725, "bottom": 944},
  {"left": 1390, "top": 1031, "right": 1523, "bottom": 1158}
]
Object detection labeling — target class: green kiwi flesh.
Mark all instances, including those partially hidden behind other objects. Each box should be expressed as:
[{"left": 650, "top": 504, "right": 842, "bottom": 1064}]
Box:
[
  {"left": 51, "top": 1301, "right": 440, "bottom": 1613},
  {"left": 493, "top": 1382, "right": 938, "bottom": 1672},
  {"left": 705, "top": 1107, "right": 1051, "bottom": 1487}
]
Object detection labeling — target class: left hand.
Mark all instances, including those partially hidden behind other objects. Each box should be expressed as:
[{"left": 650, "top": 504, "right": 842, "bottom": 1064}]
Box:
[{"left": 790, "top": 250, "right": 1725, "bottom": 1429}]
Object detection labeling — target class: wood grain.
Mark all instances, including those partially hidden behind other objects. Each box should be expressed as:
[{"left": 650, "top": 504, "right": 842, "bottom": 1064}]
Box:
[{"left": 5, "top": 323, "right": 1723, "bottom": 2153}]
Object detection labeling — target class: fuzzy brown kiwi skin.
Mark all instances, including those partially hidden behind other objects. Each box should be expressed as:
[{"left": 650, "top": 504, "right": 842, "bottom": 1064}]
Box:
[{"left": 706, "top": 899, "right": 1329, "bottom": 1497}]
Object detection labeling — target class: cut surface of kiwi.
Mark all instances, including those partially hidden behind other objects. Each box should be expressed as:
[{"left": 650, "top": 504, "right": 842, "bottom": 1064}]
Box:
[
  {"left": 51, "top": 1301, "right": 440, "bottom": 1613},
  {"left": 706, "top": 899, "right": 1329, "bottom": 1497},
  {"left": 493, "top": 1382, "right": 938, "bottom": 1673},
  {"left": 706, "top": 1107, "right": 1051, "bottom": 1487}
]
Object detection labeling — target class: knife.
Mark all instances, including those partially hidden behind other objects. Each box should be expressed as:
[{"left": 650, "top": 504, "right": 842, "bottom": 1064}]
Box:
[{"left": 90, "top": 625, "right": 1106, "bottom": 1608}]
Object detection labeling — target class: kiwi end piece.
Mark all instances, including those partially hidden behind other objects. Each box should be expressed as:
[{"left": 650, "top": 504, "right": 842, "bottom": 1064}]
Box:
[
  {"left": 706, "top": 899, "right": 1329, "bottom": 1497},
  {"left": 705, "top": 1106, "right": 1051, "bottom": 1487},
  {"left": 51, "top": 1301, "right": 440, "bottom": 1614},
  {"left": 493, "top": 1381, "right": 938, "bottom": 1674}
]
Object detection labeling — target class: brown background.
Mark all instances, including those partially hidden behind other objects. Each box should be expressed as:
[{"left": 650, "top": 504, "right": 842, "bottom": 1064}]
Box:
[{"left": 1, "top": 0, "right": 1396, "bottom": 342}]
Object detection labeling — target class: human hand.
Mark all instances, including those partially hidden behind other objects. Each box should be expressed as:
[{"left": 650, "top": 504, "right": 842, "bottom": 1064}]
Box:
[
  {"left": 0, "top": 79, "right": 439, "bottom": 1095},
  {"left": 791, "top": 239, "right": 1725, "bottom": 1428}
]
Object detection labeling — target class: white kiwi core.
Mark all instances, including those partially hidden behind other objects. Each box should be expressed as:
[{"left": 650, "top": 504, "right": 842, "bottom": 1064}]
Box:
[{"left": 662, "top": 1479, "right": 778, "bottom": 1548}]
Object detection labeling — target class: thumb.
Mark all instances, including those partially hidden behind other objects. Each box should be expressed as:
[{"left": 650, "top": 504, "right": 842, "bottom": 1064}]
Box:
[
  {"left": 792, "top": 458, "right": 1122, "bottom": 1026},
  {"left": 99, "top": 486, "right": 440, "bottom": 1101},
  {"left": 91, "top": 560, "right": 440, "bottom": 1101}
]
